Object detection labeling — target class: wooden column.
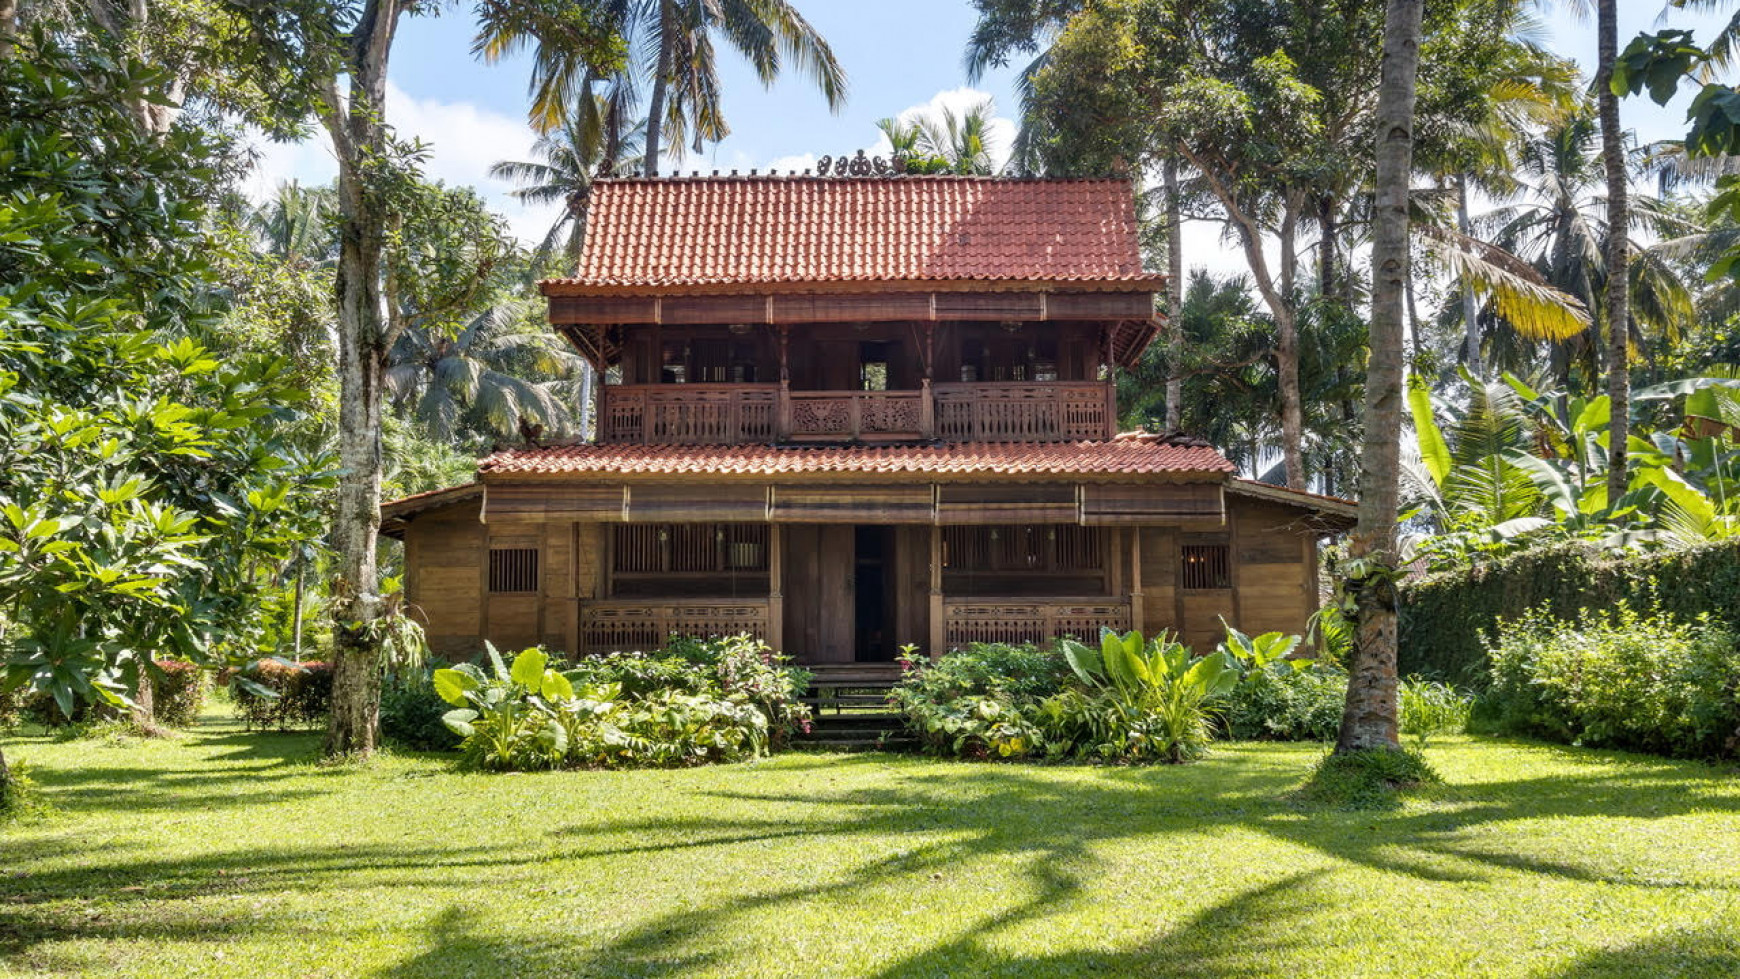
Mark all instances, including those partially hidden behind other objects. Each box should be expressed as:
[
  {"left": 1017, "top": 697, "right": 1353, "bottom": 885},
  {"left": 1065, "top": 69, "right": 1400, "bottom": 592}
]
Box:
[
  {"left": 919, "top": 323, "right": 936, "bottom": 439},
  {"left": 1129, "top": 527, "right": 1144, "bottom": 633},
  {"left": 928, "top": 523, "right": 945, "bottom": 659},
  {"left": 767, "top": 523, "right": 785, "bottom": 652},
  {"left": 776, "top": 325, "right": 792, "bottom": 440}
]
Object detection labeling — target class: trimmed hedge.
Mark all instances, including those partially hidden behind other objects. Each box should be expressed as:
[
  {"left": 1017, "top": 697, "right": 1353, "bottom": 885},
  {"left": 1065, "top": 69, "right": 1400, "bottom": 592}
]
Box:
[
  {"left": 1399, "top": 539, "right": 1740, "bottom": 687},
  {"left": 230, "top": 660, "right": 334, "bottom": 730}
]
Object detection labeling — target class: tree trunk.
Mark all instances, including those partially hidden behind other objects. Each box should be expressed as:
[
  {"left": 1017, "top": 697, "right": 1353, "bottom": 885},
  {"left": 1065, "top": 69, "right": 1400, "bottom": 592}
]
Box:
[
  {"left": 325, "top": 179, "right": 389, "bottom": 758},
  {"left": 1277, "top": 203, "right": 1306, "bottom": 490},
  {"left": 1597, "top": 0, "right": 1630, "bottom": 505},
  {"left": 1318, "top": 196, "right": 1337, "bottom": 298},
  {"left": 320, "top": 0, "right": 405, "bottom": 759},
  {"left": 643, "top": 2, "right": 675, "bottom": 177},
  {"left": 1337, "top": 0, "right": 1422, "bottom": 755},
  {"left": 1457, "top": 175, "right": 1482, "bottom": 376},
  {"left": 291, "top": 550, "right": 306, "bottom": 662},
  {"left": 0, "top": 0, "right": 17, "bottom": 59},
  {"left": 1163, "top": 157, "right": 1184, "bottom": 431},
  {"left": 132, "top": 668, "right": 163, "bottom": 736}
]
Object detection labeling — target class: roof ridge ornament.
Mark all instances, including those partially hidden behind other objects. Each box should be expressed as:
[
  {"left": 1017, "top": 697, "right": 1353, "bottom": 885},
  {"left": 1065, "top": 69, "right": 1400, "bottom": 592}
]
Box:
[{"left": 815, "top": 149, "right": 905, "bottom": 177}]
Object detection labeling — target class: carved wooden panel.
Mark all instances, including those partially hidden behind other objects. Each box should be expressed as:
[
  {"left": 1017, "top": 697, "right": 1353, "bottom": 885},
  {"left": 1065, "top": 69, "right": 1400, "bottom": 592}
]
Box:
[
  {"left": 942, "top": 600, "right": 1129, "bottom": 649},
  {"left": 579, "top": 600, "right": 769, "bottom": 654}
]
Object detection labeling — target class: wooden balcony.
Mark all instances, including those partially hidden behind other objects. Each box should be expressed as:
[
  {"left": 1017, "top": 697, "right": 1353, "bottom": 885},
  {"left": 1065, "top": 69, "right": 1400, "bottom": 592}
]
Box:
[
  {"left": 599, "top": 381, "right": 1113, "bottom": 444},
  {"left": 934, "top": 382, "right": 1113, "bottom": 442},
  {"left": 578, "top": 599, "right": 770, "bottom": 654},
  {"left": 942, "top": 598, "right": 1130, "bottom": 650}
]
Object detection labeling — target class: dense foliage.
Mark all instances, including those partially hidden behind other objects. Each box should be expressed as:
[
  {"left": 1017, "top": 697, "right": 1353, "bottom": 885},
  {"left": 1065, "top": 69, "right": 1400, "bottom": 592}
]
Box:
[
  {"left": 0, "top": 42, "right": 332, "bottom": 726},
  {"left": 1399, "top": 538, "right": 1740, "bottom": 685},
  {"left": 434, "top": 637, "right": 812, "bottom": 771},
  {"left": 229, "top": 660, "right": 335, "bottom": 731},
  {"left": 895, "top": 628, "right": 1345, "bottom": 763},
  {"left": 1477, "top": 607, "right": 1740, "bottom": 760}
]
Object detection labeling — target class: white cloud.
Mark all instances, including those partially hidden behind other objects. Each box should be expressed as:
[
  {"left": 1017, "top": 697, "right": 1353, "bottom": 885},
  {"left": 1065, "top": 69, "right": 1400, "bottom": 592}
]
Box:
[{"left": 242, "top": 83, "right": 562, "bottom": 247}]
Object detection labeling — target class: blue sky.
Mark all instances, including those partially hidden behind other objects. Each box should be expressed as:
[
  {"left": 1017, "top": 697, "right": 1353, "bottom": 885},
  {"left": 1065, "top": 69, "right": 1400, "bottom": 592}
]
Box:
[{"left": 250, "top": 1, "right": 1735, "bottom": 276}]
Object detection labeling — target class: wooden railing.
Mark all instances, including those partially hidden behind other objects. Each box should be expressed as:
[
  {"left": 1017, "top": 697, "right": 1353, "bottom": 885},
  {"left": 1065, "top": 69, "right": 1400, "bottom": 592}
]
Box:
[
  {"left": 598, "top": 381, "right": 1113, "bottom": 444},
  {"left": 942, "top": 598, "right": 1130, "bottom": 650},
  {"left": 578, "top": 599, "right": 770, "bottom": 653},
  {"left": 933, "top": 382, "right": 1112, "bottom": 442},
  {"left": 788, "top": 390, "right": 924, "bottom": 440},
  {"left": 601, "top": 384, "right": 779, "bottom": 444}
]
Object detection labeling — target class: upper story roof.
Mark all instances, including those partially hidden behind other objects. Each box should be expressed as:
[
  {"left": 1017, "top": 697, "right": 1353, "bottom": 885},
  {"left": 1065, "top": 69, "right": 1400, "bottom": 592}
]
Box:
[{"left": 540, "top": 175, "right": 1164, "bottom": 297}]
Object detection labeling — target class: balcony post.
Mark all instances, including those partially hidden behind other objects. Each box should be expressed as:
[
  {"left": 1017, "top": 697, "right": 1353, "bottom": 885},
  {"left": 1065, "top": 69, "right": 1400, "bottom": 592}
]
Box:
[
  {"left": 1129, "top": 529, "right": 1144, "bottom": 633},
  {"left": 767, "top": 524, "right": 784, "bottom": 652},
  {"left": 920, "top": 378, "right": 935, "bottom": 439},
  {"left": 929, "top": 523, "right": 945, "bottom": 659},
  {"left": 776, "top": 325, "right": 792, "bottom": 441}
]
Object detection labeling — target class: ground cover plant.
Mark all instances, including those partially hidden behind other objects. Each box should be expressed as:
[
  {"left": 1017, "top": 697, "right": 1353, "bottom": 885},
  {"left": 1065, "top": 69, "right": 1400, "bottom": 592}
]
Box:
[
  {"left": 435, "top": 636, "right": 811, "bottom": 770},
  {"left": 3, "top": 716, "right": 1740, "bottom": 977}
]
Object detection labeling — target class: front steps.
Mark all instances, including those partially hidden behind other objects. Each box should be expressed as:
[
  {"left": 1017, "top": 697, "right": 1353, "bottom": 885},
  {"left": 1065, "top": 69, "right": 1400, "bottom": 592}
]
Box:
[{"left": 795, "top": 662, "right": 916, "bottom": 751}]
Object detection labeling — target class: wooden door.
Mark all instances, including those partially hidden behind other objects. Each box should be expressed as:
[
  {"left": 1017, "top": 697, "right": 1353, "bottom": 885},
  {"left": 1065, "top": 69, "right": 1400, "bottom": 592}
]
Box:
[{"left": 781, "top": 524, "right": 855, "bottom": 663}]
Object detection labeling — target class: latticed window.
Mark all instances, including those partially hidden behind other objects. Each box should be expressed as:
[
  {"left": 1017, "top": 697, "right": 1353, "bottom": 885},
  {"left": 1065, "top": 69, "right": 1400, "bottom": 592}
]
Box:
[
  {"left": 488, "top": 548, "right": 539, "bottom": 593},
  {"left": 943, "top": 525, "right": 1100, "bottom": 573},
  {"left": 1181, "top": 544, "right": 1231, "bottom": 590},
  {"left": 613, "top": 524, "right": 769, "bottom": 574}
]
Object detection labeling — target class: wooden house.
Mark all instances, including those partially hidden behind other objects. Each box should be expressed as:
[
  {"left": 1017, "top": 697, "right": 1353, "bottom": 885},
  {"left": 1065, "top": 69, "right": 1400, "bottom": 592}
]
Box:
[{"left": 381, "top": 171, "right": 1354, "bottom": 666}]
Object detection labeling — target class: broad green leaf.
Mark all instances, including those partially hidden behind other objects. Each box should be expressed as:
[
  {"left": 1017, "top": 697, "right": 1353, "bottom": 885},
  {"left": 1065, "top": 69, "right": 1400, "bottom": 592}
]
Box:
[
  {"left": 1572, "top": 396, "right": 1610, "bottom": 436},
  {"left": 1408, "top": 377, "right": 1451, "bottom": 486},
  {"left": 510, "top": 648, "right": 548, "bottom": 689},
  {"left": 432, "top": 667, "right": 477, "bottom": 705},
  {"left": 441, "top": 708, "right": 478, "bottom": 737},
  {"left": 541, "top": 669, "right": 574, "bottom": 701}
]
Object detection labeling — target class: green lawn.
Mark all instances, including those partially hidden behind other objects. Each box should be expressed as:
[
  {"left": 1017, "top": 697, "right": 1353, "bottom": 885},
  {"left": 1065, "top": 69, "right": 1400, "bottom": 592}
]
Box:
[{"left": 2, "top": 718, "right": 1739, "bottom": 978}]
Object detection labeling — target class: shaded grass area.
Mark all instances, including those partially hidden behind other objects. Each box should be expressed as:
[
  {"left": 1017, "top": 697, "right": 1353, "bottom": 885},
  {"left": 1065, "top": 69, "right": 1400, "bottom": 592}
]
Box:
[{"left": 3, "top": 717, "right": 1740, "bottom": 978}]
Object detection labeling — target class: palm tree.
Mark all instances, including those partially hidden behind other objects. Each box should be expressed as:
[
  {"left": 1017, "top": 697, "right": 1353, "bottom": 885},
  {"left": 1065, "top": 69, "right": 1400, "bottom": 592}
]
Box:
[
  {"left": 875, "top": 98, "right": 1002, "bottom": 175},
  {"left": 251, "top": 180, "right": 335, "bottom": 268},
  {"left": 1477, "top": 114, "right": 1699, "bottom": 386},
  {"left": 491, "top": 95, "right": 646, "bottom": 269},
  {"left": 479, "top": 0, "right": 846, "bottom": 176},
  {"left": 384, "top": 299, "right": 592, "bottom": 444},
  {"left": 1338, "top": 0, "right": 1423, "bottom": 754},
  {"left": 1594, "top": 0, "right": 1633, "bottom": 512}
]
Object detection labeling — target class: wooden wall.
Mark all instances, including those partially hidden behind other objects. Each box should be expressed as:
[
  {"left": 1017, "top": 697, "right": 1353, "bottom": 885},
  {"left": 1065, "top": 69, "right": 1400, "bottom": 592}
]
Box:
[
  {"left": 403, "top": 499, "right": 484, "bottom": 657},
  {"left": 401, "top": 491, "right": 1324, "bottom": 662},
  {"left": 1137, "top": 496, "right": 1320, "bottom": 650}
]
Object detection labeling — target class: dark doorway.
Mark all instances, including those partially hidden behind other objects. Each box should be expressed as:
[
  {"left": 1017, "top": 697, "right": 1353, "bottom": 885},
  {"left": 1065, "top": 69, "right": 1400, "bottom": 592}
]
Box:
[{"left": 854, "top": 525, "right": 893, "bottom": 661}]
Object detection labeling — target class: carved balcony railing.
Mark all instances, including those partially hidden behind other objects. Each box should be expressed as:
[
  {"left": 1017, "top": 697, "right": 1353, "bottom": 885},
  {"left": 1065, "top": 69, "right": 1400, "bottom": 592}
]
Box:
[
  {"left": 578, "top": 599, "right": 770, "bottom": 654},
  {"left": 601, "top": 384, "right": 779, "bottom": 444},
  {"left": 787, "top": 390, "right": 924, "bottom": 440},
  {"left": 598, "top": 381, "right": 1114, "bottom": 444},
  {"left": 933, "top": 382, "right": 1113, "bottom": 442},
  {"left": 942, "top": 598, "right": 1130, "bottom": 650}
]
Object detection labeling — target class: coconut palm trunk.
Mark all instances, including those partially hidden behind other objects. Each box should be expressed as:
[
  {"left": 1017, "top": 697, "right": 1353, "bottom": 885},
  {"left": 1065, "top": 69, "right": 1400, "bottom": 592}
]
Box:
[
  {"left": 1337, "top": 0, "right": 1423, "bottom": 754},
  {"left": 1458, "top": 175, "right": 1482, "bottom": 375},
  {"left": 1164, "top": 157, "right": 1184, "bottom": 430},
  {"left": 643, "top": 1, "right": 675, "bottom": 177},
  {"left": 1596, "top": 0, "right": 1630, "bottom": 505}
]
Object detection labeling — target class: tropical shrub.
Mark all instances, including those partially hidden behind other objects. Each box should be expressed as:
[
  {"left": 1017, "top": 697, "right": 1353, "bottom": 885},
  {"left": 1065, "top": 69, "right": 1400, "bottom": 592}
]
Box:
[
  {"left": 1479, "top": 607, "right": 1740, "bottom": 759},
  {"left": 1062, "top": 630, "right": 1239, "bottom": 763},
  {"left": 895, "top": 628, "right": 1315, "bottom": 763},
  {"left": 434, "top": 639, "right": 811, "bottom": 771},
  {"left": 1400, "top": 538, "right": 1740, "bottom": 686},
  {"left": 1221, "top": 667, "right": 1348, "bottom": 741},
  {"left": 231, "top": 660, "right": 334, "bottom": 731},
  {"left": 150, "top": 660, "right": 206, "bottom": 728},
  {"left": 1397, "top": 677, "right": 1471, "bottom": 745},
  {"left": 0, "top": 689, "right": 20, "bottom": 733},
  {"left": 380, "top": 668, "right": 463, "bottom": 751}
]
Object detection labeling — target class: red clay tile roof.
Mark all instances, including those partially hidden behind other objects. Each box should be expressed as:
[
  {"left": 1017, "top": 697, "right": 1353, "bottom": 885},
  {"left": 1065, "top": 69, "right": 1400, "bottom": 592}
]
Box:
[
  {"left": 542, "top": 176, "right": 1163, "bottom": 294},
  {"left": 479, "top": 440, "right": 1235, "bottom": 480}
]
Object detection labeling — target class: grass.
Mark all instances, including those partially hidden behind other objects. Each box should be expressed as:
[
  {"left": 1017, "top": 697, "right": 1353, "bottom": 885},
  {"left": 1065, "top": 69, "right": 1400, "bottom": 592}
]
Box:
[{"left": 3, "top": 715, "right": 1740, "bottom": 978}]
